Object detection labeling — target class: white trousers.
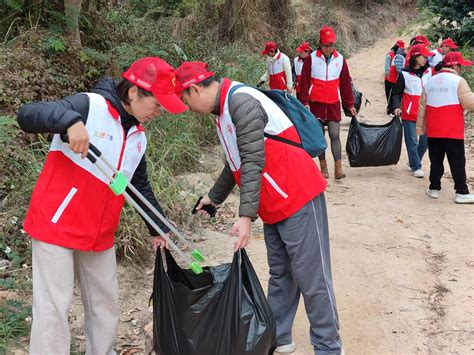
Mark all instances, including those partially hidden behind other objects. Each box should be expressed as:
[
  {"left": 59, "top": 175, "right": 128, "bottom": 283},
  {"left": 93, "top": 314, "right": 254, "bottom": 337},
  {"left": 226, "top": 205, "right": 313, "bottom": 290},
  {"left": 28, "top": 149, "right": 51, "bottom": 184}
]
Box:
[{"left": 30, "top": 239, "right": 119, "bottom": 355}]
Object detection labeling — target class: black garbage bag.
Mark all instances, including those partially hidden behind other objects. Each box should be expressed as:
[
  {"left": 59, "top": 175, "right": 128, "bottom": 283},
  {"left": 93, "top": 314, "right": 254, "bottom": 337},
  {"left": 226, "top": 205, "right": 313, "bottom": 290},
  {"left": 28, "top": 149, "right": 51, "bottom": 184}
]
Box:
[
  {"left": 346, "top": 115, "right": 402, "bottom": 167},
  {"left": 152, "top": 249, "right": 276, "bottom": 355}
]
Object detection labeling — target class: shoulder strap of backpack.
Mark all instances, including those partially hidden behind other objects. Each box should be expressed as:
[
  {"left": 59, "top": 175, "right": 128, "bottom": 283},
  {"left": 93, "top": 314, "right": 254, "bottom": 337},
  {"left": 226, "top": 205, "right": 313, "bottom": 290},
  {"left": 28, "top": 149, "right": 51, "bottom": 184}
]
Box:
[{"left": 227, "top": 85, "right": 304, "bottom": 150}]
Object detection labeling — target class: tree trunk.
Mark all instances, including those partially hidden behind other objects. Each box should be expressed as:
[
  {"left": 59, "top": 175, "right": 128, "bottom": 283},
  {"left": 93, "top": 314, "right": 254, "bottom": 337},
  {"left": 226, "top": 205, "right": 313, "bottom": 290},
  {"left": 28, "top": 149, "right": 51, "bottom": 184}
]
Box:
[{"left": 64, "top": 0, "right": 83, "bottom": 48}]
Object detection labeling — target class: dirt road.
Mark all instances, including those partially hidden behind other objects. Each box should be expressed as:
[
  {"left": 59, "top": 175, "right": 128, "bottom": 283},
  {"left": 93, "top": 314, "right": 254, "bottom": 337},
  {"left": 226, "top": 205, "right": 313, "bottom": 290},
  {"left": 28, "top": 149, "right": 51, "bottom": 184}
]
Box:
[
  {"left": 67, "top": 36, "right": 473, "bottom": 354},
  {"left": 175, "top": 35, "right": 474, "bottom": 354}
]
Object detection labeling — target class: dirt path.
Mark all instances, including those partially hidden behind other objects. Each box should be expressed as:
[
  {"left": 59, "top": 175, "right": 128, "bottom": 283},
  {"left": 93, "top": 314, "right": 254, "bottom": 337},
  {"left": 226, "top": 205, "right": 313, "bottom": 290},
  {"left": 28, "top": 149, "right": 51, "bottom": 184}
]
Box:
[{"left": 65, "top": 36, "right": 473, "bottom": 354}]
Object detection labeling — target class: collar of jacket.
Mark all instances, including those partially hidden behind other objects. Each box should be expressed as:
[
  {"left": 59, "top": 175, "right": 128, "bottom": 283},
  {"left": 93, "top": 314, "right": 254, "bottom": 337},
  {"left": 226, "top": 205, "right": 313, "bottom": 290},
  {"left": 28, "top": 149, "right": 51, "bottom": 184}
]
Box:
[
  {"left": 269, "top": 50, "right": 282, "bottom": 62},
  {"left": 437, "top": 67, "right": 458, "bottom": 76},
  {"left": 316, "top": 49, "right": 339, "bottom": 59},
  {"left": 403, "top": 65, "right": 429, "bottom": 77},
  {"left": 211, "top": 78, "right": 224, "bottom": 115}
]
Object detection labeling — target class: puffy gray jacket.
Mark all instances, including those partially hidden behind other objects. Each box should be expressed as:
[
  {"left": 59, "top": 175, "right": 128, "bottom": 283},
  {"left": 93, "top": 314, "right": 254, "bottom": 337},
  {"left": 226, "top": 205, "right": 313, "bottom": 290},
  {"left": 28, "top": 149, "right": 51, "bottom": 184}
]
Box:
[{"left": 208, "top": 82, "right": 268, "bottom": 219}]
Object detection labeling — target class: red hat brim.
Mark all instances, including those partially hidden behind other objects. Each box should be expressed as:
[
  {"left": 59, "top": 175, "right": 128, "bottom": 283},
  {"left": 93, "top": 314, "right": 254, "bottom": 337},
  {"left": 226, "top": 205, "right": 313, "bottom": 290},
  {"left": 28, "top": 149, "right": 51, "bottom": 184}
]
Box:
[{"left": 154, "top": 92, "right": 188, "bottom": 114}]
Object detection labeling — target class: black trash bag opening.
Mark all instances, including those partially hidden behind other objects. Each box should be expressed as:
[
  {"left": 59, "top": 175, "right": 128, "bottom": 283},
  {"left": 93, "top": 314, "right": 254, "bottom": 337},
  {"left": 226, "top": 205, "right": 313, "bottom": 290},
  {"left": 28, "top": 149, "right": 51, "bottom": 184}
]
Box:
[
  {"left": 152, "top": 249, "right": 276, "bottom": 355},
  {"left": 346, "top": 115, "right": 402, "bottom": 167}
]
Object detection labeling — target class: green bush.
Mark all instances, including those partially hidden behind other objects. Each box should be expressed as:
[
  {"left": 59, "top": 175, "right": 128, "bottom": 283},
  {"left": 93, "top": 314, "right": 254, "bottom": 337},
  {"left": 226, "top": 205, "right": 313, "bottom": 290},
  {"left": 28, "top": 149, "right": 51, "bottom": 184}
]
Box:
[{"left": 418, "top": 0, "right": 474, "bottom": 46}]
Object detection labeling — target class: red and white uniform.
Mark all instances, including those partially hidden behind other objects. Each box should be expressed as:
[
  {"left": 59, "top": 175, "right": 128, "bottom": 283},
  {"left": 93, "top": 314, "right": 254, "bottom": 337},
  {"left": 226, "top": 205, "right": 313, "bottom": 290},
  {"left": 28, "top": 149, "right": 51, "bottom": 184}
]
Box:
[
  {"left": 429, "top": 48, "right": 444, "bottom": 67},
  {"left": 307, "top": 50, "right": 344, "bottom": 103},
  {"left": 216, "top": 79, "right": 326, "bottom": 224},
  {"left": 385, "top": 51, "right": 395, "bottom": 81},
  {"left": 424, "top": 70, "right": 465, "bottom": 139},
  {"left": 261, "top": 51, "right": 292, "bottom": 90},
  {"left": 24, "top": 93, "right": 147, "bottom": 252},
  {"left": 387, "top": 54, "right": 404, "bottom": 83},
  {"left": 400, "top": 69, "right": 432, "bottom": 121},
  {"left": 293, "top": 57, "right": 304, "bottom": 93}
]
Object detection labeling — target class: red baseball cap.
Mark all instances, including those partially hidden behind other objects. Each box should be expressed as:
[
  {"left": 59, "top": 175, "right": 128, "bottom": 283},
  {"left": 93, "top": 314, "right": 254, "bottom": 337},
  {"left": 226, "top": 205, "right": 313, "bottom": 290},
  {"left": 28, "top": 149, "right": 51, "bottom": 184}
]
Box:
[
  {"left": 396, "top": 40, "right": 405, "bottom": 49},
  {"left": 443, "top": 52, "right": 473, "bottom": 66},
  {"left": 409, "top": 44, "right": 434, "bottom": 57},
  {"left": 261, "top": 42, "right": 278, "bottom": 55},
  {"left": 320, "top": 26, "right": 337, "bottom": 45},
  {"left": 175, "top": 61, "right": 215, "bottom": 97},
  {"left": 122, "top": 57, "right": 187, "bottom": 114},
  {"left": 441, "top": 38, "right": 458, "bottom": 49},
  {"left": 296, "top": 42, "right": 312, "bottom": 53},
  {"left": 415, "top": 35, "right": 431, "bottom": 47}
]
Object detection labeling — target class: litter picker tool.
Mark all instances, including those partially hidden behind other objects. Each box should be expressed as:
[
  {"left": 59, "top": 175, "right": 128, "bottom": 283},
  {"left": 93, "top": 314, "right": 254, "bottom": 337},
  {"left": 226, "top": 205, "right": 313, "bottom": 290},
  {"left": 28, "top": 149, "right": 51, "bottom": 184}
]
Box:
[{"left": 61, "top": 135, "right": 205, "bottom": 274}]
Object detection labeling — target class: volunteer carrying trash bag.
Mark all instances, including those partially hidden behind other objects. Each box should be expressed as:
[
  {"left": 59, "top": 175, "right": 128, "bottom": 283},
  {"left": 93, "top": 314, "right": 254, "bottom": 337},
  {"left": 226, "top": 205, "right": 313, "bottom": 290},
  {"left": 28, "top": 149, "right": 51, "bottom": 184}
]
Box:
[
  {"left": 174, "top": 62, "right": 344, "bottom": 355},
  {"left": 17, "top": 57, "right": 187, "bottom": 354}
]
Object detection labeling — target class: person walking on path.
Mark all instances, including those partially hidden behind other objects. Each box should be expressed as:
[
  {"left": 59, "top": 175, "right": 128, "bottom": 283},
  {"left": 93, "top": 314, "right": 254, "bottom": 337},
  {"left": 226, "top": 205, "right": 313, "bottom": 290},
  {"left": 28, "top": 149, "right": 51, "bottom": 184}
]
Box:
[
  {"left": 417, "top": 51, "right": 474, "bottom": 204},
  {"left": 175, "top": 62, "right": 343, "bottom": 355},
  {"left": 300, "top": 26, "right": 356, "bottom": 179},
  {"left": 384, "top": 40, "right": 405, "bottom": 102},
  {"left": 429, "top": 38, "right": 458, "bottom": 68},
  {"left": 17, "top": 57, "right": 186, "bottom": 354},
  {"left": 386, "top": 43, "right": 406, "bottom": 105},
  {"left": 258, "top": 41, "right": 293, "bottom": 93},
  {"left": 390, "top": 44, "right": 434, "bottom": 178},
  {"left": 292, "top": 41, "right": 312, "bottom": 100}
]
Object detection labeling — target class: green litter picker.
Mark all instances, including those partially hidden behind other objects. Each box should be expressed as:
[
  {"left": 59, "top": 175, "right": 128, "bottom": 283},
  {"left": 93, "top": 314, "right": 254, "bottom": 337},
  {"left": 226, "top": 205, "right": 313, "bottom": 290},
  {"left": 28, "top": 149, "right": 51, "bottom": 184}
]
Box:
[{"left": 65, "top": 138, "right": 205, "bottom": 274}]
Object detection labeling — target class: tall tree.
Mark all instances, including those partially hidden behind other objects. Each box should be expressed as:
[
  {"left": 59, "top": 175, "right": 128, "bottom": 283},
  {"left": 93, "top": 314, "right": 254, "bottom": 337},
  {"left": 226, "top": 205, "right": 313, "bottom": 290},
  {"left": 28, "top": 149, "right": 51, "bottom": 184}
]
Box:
[{"left": 64, "top": 0, "right": 83, "bottom": 47}]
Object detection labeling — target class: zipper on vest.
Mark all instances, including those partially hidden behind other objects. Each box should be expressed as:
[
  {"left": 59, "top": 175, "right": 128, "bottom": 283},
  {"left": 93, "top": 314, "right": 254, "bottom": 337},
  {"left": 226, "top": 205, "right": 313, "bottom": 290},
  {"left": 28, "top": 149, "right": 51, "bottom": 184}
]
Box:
[{"left": 116, "top": 126, "right": 142, "bottom": 171}]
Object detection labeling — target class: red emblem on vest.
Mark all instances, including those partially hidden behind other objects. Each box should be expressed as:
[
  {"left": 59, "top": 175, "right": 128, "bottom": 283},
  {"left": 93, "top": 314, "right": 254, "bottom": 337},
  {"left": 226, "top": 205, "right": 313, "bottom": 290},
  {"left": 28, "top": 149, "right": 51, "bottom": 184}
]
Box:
[
  {"left": 137, "top": 142, "right": 142, "bottom": 152},
  {"left": 227, "top": 125, "right": 233, "bottom": 134}
]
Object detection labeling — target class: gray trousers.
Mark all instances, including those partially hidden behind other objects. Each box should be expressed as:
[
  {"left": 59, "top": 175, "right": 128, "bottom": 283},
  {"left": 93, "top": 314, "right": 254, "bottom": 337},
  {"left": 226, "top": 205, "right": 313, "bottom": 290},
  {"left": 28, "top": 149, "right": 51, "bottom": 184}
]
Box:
[
  {"left": 30, "top": 239, "right": 119, "bottom": 355},
  {"left": 264, "top": 193, "right": 342, "bottom": 355}
]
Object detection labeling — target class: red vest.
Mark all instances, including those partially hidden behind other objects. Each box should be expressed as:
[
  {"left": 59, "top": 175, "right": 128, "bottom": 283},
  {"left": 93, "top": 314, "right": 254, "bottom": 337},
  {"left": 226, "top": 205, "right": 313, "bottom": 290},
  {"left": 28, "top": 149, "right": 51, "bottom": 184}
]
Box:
[
  {"left": 387, "top": 54, "right": 403, "bottom": 83},
  {"left": 266, "top": 52, "right": 288, "bottom": 90},
  {"left": 400, "top": 69, "right": 432, "bottom": 121},
  {"left": 308, "top": 50, "right": 343, "bottom": 103},
  {"left": 385, "top": 51, "right": 395, "bottom": 81},
  {"left": 293, "top": 57, "right": 304, "bottom": 93},
  {"left": 24, "top": 94, "right": 147, "bottom": 251},
  {"left": 216, "top": 78, "right": 326, "bottom": 224},
  {"left": 424, "top": 70, "right": 464, "bottom": 139}
]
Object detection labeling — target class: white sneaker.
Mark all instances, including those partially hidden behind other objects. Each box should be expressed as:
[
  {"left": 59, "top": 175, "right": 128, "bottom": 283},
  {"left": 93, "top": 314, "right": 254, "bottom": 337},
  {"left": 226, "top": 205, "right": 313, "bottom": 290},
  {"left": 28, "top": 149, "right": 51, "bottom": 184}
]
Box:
[
  {"left": 406, "top": 162, "right": 412, "bottom": 171},
  {"left": 275, "top": 342, "right": 296, "bottom": 353},
  {"left": 413, "top": 169, "right": 424, "bottom": 178},
  {"left": 454, "top": 193, "right": 474, "bottom": 204},
  {"left": 426, "top": 189, "right": 440, "bottom": 199}
]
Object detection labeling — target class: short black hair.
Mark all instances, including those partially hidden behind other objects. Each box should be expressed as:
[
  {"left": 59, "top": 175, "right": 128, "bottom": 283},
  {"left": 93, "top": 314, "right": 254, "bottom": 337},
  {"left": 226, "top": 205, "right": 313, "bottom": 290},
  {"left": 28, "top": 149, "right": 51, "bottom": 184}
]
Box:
[
  {"left": 182, "top": 76, "right": 217, "bottom": 96},
  {"left": 117, "top": 78, "right": 153, "bottom": 105}
]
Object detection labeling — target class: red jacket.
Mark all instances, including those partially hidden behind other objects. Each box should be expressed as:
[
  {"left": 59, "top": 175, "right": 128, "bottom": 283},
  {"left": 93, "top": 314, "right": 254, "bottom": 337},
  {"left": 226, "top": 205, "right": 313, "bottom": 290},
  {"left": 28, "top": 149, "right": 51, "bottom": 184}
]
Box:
[
  {"left": 217, "top": 78, "right": 326, "bottom": 224},
  {"left": 299, "top": 49, "right": 355, "bottom": 121}
]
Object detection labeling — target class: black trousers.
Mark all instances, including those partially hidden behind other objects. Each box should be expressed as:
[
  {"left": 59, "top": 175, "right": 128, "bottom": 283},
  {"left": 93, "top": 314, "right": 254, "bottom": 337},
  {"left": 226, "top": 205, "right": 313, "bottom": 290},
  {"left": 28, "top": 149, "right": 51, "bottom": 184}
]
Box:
[
  {"left": 427, "top": 137, "right": 469, "bottom": 194},
  {"left": 384, "top": 80, "right": 392, "bottom": 103}
]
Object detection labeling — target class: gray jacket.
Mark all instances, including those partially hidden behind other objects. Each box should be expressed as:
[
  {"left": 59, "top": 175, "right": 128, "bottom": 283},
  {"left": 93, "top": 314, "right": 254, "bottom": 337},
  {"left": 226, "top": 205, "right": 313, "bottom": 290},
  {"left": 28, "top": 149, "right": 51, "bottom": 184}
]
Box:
[{"left": 208, "top": 81, "right": 268, "bottom": 219}]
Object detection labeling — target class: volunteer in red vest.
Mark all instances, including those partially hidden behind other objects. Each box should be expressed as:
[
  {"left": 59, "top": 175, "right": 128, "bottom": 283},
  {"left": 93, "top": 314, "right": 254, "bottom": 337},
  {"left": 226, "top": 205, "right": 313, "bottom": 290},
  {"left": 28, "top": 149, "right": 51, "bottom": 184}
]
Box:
[
  {"left": 429, "top": 38, "right": 458, "bottom": 68},
  {"left": 384, "top": 40, "right": 405, "bottom": 102},
  {"left": 300, "top": 26, "right": 356, "bottom": 179},
  {"left": 417, "top": 52, "right": 474, "bottom": 204},
  {"left": 258, "top": 41, "right": 293, "bottom": 93},
  {"left": 17, "top": 57, "right": 187, "bottom": 353},
  {"left": 292, "top": 41, "right": 312, "bottom": 100},
  {"left": 176, "top": 62, "right": 344, "bottom": 355},
  {"left": 390, "top": 44, "right": 434, "bottom": 178}
]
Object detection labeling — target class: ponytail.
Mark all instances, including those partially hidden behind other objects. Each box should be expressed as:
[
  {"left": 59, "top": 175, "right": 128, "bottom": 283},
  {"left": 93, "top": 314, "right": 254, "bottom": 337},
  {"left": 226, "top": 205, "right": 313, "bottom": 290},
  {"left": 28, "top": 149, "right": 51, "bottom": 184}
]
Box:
[{"left": 434, "top": 61, "right": 444, "bottom": 72}]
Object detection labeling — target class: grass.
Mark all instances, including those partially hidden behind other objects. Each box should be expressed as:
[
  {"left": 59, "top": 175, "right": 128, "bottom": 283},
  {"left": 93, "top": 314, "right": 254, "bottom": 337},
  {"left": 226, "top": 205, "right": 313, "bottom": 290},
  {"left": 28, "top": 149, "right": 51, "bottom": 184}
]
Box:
[{"left": 0, "top": 299, "right": 31, "bottom": 351}]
